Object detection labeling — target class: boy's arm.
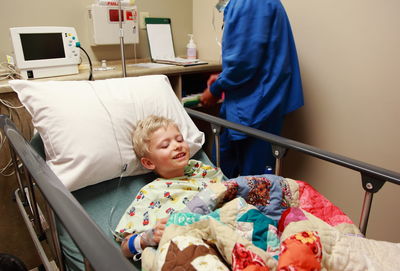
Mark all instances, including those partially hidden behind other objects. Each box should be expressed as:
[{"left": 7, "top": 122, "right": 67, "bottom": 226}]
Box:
[
  {"left": 180, "top": 183, "right": 227, "bottom": 215},
  {"left": 121, "top": 217, "right": 168, "bottom": 257}
]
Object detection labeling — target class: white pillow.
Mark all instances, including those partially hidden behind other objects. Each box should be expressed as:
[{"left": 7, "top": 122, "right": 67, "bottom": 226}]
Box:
[{"left": 10, "top": 75, "right": 204, "bottom": 191}]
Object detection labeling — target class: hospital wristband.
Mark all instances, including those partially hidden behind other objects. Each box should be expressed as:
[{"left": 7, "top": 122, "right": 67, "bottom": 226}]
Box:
[
  {"left": 128, "top": 234, "right": 142, "bottom": 255},
  {"left": 134, "top": 233, "right": 143, "bottom": 253}
]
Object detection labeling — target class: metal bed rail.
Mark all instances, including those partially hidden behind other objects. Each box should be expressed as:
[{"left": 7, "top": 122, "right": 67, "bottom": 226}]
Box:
[
  {"left": 0, "top": 114, "right": 136, "bottom": 271},
  {"left": 186, "top": 108, "right": 400, "bottom": 235}
]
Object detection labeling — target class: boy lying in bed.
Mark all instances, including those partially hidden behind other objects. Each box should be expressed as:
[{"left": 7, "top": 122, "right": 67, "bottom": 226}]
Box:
[
  {"left": 117, "top": 116, "right": 378, "bottom": 270},
  {"left": 116, "top": 115, "right": 224, "bottom": 258},
  {"left": 116, "top": 115, "right": 294, "bottom": 269}
]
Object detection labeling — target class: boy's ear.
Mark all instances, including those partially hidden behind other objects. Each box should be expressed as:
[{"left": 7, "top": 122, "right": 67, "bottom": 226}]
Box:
[{"left": 141, "top": 157, "right": 155, "bottom": 170}]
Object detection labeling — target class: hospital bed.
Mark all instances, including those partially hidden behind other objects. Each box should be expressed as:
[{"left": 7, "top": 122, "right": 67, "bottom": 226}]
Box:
[{"left": 2, "top": 75, "right": 400, "bottom": 270}]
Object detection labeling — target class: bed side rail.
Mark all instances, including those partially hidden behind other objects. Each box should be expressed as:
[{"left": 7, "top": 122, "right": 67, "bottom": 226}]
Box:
[
  {"left": 186, "top": 108, "right": 400, "bottom": 235},
  {"left": 0, "top": 115, "right": 135, "bottom": 271}
]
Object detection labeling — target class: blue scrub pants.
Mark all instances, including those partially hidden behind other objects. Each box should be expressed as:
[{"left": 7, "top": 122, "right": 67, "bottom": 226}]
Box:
[{"left": 214, "top": 113, "right": 284, "bottom": 179}]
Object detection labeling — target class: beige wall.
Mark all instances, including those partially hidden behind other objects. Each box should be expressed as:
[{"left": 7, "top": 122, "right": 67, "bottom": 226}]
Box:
[
  {"left": 0, "top": 0, "right": 192, "bottom": 63},
  {"left": 193, "top": 0, "right": 223, "bottom": 61},
  {"left": 194, "top": 1, "right": 400, "bottom": 242},
  {"left": 282, "top": 0, "right": 400, "bottom": 243}
]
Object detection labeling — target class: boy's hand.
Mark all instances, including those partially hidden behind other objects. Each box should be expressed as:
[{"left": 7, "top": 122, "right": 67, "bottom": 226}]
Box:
[
  {"left": 121, "top": 217, "right": 169, "bottom": 257},
  {"left": 141, "top": 217, "right": 169, "bottom": 247},
  {"left": 152, "top": 217, "right": 168, "bottom": 244},
  {"left": 121, "top": 233, "right": 136, "bottom": 257}
]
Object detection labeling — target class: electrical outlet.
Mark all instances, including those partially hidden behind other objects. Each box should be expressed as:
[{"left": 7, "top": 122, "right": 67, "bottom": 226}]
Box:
[{"left": 140, "top": 12, "right": 149, "bottom": 29}]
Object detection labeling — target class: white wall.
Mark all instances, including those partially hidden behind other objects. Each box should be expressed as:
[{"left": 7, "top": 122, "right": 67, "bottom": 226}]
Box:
[{"left": 194, "top": 0, "right": 400, "bottom": 242}]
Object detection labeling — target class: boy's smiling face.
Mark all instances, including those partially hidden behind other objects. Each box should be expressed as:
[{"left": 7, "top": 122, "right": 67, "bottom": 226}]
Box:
[{"left": 140, "top": 124, "right": 190, "bottom": 179}]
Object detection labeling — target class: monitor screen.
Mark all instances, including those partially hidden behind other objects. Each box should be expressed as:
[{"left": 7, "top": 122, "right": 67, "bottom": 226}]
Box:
[{"left": 20, "top": 33, "right": 66, "bottom": 61}]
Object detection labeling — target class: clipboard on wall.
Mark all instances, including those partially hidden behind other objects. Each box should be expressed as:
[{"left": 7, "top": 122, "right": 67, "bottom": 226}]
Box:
[{"left": 144, "top": 17, "right": 207, "bottom": 66}]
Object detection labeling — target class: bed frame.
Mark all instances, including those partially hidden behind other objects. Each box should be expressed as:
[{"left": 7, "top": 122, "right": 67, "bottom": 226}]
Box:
[{"left": 1, "top": 110, "right": 400, "bottom": 271}]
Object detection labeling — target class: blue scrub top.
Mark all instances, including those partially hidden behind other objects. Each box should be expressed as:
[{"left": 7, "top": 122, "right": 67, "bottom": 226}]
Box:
[{"left": 210, "top": 0, "right": 304, "bottom": 140}]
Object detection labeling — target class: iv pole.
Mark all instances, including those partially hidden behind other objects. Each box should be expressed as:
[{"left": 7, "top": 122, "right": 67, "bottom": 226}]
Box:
[{"left": 118, "top": 0, "right": 127, "bottom": 77}]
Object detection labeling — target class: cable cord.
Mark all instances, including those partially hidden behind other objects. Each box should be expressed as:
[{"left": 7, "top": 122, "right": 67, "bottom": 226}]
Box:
[
  {"left": 86, "top": 81, "right": 128, "bottom": 239},
  {"left": 212, "top": 8, "right": 222, "bottom": 49},
  {"left": 108, "top": 172, "right": 126, "bottom": 243},
  {"left": 0, "top": 62, "right": 23, "bottom": 80},
  {"left": 212, "top": 8, "right": 223, "bottom": 64},
  {"left": 133, "top": 44, "right": 137, "bottom": 64},
  {"left": 78, "top": 46, "right": 94, "bottom": 81},
  {"left": 0, "top": 98, "right": 29, "bottom": 176}
]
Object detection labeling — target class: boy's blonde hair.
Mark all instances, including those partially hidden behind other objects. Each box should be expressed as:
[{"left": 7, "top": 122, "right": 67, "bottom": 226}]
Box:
[{"left": 133, "top": 115, "right": 180, "bottom": 159}]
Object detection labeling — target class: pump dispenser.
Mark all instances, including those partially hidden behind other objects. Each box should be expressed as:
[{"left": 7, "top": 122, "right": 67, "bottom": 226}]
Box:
[{"left": 186, "top": 34, "right": 197, "bottom": 60}]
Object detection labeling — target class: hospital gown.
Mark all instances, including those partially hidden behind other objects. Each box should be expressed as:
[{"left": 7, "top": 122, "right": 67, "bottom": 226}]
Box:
[{"left": 115, "top": 160, "right": 223, "bottom": 237}]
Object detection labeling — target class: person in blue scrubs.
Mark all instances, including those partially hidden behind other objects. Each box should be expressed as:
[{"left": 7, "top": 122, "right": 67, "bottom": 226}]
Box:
[{"left": 201, "top": 0, "right": 304, "bottom": 178}]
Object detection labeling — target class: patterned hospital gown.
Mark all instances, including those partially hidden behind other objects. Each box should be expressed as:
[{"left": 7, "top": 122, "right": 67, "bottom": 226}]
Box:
[{"left": 115, "top": 160, "right": 223, "bottom": 237}]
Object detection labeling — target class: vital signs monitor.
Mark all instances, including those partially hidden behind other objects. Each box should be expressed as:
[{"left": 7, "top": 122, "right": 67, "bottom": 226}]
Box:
[{"left": 9, "top": 26, "right": 81, "bottom": 79}]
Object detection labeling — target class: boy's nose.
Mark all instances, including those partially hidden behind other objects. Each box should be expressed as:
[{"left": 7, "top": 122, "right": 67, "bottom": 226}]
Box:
[{"left": 174, "top": 142, "right": 182, "bottom": 150}]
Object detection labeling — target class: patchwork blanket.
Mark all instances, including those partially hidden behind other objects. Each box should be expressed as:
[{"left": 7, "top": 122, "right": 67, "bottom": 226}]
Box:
[{"left": 141, "top": 175, "right": 400, "bottom": 271}]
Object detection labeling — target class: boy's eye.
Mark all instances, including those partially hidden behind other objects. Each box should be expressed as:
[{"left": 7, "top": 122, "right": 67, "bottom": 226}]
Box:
[
  {"left": 176, "top": 136, "right": 183, "bottom": 142},
  {"left": 161, "top": 143, "right": 169, "bottom": 148},
  {"left": 159, "top": 140, "right": 169, "bottom": 148}
]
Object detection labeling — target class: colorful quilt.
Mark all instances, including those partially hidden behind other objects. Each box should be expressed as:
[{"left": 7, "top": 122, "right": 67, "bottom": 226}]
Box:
[{"left": 141, "top": 175, "right": 400, "bottom": 271}]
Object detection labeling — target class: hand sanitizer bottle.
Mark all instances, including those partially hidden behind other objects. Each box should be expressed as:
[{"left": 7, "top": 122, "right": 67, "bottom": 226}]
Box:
[{"left": 186, "top": 34, "right": 197, "bottom": 60}]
